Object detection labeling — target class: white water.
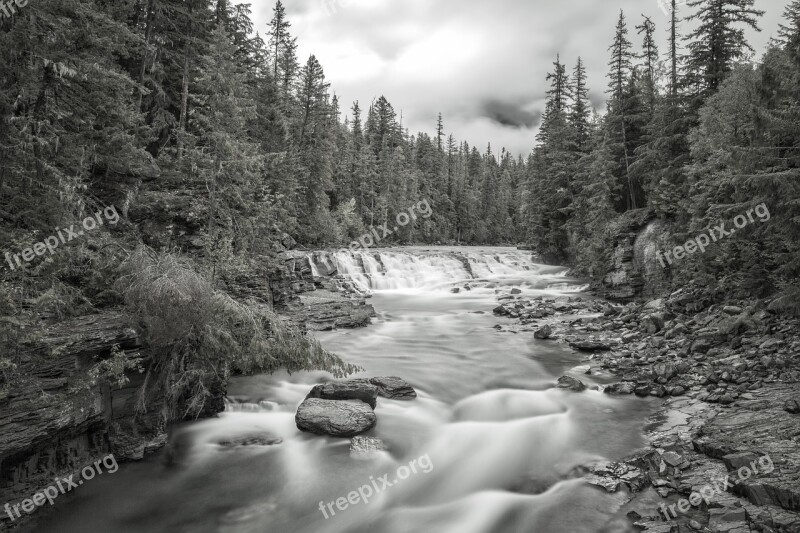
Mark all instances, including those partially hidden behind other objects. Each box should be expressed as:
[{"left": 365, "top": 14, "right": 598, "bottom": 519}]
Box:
[
  {"left": 37, "top": 247, "right": 651, "bottom": 533},
  {"left": 308, "top": 247, "right": 570, "bottom": 293}
]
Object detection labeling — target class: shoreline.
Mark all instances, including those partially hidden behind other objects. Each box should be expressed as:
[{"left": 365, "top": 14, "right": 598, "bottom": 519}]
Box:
[{"left": 492, "top": 286, "right": 800, "bottom": 532}]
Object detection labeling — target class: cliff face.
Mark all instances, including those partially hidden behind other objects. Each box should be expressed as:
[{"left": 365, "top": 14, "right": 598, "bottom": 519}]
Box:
[
  {"left": 0, "top": 312, "right": 184, "bottom": 530},
  {"left": 597, "top": 218, "right": 673, "bottom": 301}
]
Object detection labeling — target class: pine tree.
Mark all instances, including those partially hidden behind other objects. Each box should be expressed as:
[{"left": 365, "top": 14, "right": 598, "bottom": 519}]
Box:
[
  {"left": 570, "top": 57, "right": 592, "bottom": 151},
  {"left": 605, "top": 10, "right": 639, "bottom": 210},
  {"left": 268, "top": 1, "right": 298, "bottom": 100},
  {"left": 636, "top": 16, "right": 659, "bottom": 112},
  {"left": 685, "top": 0, "right": 764, "bottom": 101}
]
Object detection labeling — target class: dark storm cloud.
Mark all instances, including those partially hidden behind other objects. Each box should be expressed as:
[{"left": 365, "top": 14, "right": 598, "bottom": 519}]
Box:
[
  {"left": 481, "top": 100, "right": 541, "bottom": 129},
  {"left": 245, "top": 0, "right": 783, "bottom": 156}
]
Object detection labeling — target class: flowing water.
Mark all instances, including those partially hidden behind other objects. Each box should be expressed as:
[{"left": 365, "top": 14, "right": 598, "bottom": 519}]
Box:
[{"left": 37, "top": 247, "right": 655, "bottom": 533}]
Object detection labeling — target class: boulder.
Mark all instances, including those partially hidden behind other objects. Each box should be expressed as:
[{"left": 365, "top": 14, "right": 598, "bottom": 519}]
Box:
[
  {"left": 368, "top": 376, "right": 417, "bottom": 400},
  {"left": 534, "top": 324, "right": 553, "bottom": 340},
  {"left": 556, "top": 376, "right": 586, "bottom": 392},
  {"left": 306, "top": 380, "right": 379, "bottom": 409},
  {"left": 295, "top": 398, "right": 377, "bottom": 438}
]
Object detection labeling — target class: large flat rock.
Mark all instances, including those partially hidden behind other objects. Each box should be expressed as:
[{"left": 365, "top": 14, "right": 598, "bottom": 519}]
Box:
[{"left": 295, "top": 398, "right": 377, "bottom": 438}]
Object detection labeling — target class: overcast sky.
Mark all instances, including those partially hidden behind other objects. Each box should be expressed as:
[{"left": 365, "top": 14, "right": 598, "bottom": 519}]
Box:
[{"left": 244, "top": 0, "right": 786, "bottom": 157}]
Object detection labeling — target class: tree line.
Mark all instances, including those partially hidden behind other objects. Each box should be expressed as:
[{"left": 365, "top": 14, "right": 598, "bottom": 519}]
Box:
[{"left": 1, "top": 0, "right": 799, "bottom": 300}]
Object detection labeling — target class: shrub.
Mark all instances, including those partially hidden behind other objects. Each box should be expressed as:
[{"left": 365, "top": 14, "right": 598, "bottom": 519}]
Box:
[{"left": 117, "top": 247, "right": 360, "bottom": 419}]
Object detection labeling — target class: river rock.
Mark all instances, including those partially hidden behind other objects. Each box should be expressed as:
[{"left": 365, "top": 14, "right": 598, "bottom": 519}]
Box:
[
  {"left": 295, "top": 398, "right": 377, "bottom": 438},
  {"left": 569, "top": 339, "right": 612, "bottom": 351},
  {"left": 217, "top": 434, "right": 283, "bottom": 448},
  {"left": 557, "top": 375, "right": 586, "bottom": 392},
  {"left": 604, "top": 382, "right": 636, "bottom": 395},
  {"left": 534, "top": 324, "right": 553, "bottom": 340},
  {"left": 368, "top": 376, "right": 417, "bottom": 400},
  {"left": 784, "top": 399, "right": 800, "bottom": 414},
  {"left": 350, "top": 436, "right": 388, "bottom": 458},
  {"left": 306, "top": 380, "right": 379, "bottom": 408}
]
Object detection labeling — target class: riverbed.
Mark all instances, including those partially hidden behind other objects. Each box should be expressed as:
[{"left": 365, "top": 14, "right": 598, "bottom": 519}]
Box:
[{"left": 36, "top": 247, "right": 656, "bottom": 533}]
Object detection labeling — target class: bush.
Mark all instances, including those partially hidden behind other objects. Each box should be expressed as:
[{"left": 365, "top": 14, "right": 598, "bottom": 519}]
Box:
[{"left": 116, "top": 247, "right": 360, "bottom": 419}]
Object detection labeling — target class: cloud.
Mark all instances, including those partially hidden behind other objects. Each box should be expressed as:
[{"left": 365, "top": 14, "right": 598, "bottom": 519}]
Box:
[{"left": 245, "top": 0, "right": 784, "bottom": 157}]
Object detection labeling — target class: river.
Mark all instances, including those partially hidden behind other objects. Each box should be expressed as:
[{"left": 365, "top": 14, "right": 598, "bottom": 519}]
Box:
[{"left": 36, "top": 247, "right": 655, "bottom": 533}]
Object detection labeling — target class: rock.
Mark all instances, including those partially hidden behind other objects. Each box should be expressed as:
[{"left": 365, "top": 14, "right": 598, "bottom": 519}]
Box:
[
  {"left": 634, "top": 384, "right": 651, "bottom": 397},
  {"left": 604, "top": 382, "right": 636, "bottom": 395},
  {"left": 723, "top": 306, "right": 743, "bottom": 315},
  {"left": 783, "top": 399, "right": 800, "bottom": 414},
  {"left": 295, "top": 398, "right": 377, "bottom": 438},
  {"left": 692, "top": 339, "right": 713, "bottom": 353},
  {"left": 451, "top": 287, "right": 460, "bottom": 293},
  {"left": 218, "top": 434, "right": 283, "bottom": 448},
  {"left": 306, "top": 380, "right": 379, "bottom": 409},
  {"left": 569, "top": 339, "right": 612, "bottom": 352},
  {"left": 493, "top": 305, "right": 508, "bottom": 315},
  {"left": 368, "top": 376, "right": 417, "bottom": 400},
  {"left": 534, "top": 324, "right": 553, "bottom": 340},
  {"left": 719, "top": 393, "right": 735, "bottom": 405},
  {"left": 556, "top": 376, "right": 586, "bottom": 392},
  {"left": 641, "top": 313, "right": 665, "bottom": 334},
  {"left": 511, "top": 288, "right": 522, "bottom": 295},
  {"left": 350, "top": 436, "right": 388, "bottom": 458},
  {"left": 708, "top": 507, "right": 746, "bottom": 531},
  {"left": 722, "top": 452, "right": 760, "bottom": 472},
  {"left": 661, "top": 451, "right": 685, "bottom": 468},
  {"left": 652, "top": 362, "right": 679, "bottom": 381}
]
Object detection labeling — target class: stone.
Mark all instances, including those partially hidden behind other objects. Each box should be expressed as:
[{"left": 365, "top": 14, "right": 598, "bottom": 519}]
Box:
[
  {"left": 641, "top": 313, "right": 666, "bottom": 334},
  {"left": 306, "top": 380, "right": 379, "bottom": 409},
  {"left": 534, "top": 324, "right": 553, "bottom": 340},
  {"left": 652, "top": 362, "right": 679, "bottom": 381},
  {"left": 556, "top": 375, "right": 586, "bottom": 392},
  {"left": 784, "top": 399, "right": 800, "bottom": 414},
  {"left": 350, "top": 436, "right": 388, "bottom": 458},
  {"left": 569, "top": 339, "right": 612, "bottom": 352},
  {"left": 217, "top": 434, "right": 283, "bottom": 448},
  {"left": 604, "top": 382, "right": 636, "bottom": 395},
  {"left": 295, "top": 398, "right": 377, "bottom": 438},
  {"left": 368, "top": 376, "right": 417, "bottom": 400}
]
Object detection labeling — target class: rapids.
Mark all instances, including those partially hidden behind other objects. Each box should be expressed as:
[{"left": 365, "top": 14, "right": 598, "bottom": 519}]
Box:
[{"left": 36, "top": 247, "right": 655, "bottom": 533}]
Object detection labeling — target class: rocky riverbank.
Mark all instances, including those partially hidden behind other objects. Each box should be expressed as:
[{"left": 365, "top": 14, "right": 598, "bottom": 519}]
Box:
[{"left": 493, "top": 286, "right": 800, "bottom": 532}]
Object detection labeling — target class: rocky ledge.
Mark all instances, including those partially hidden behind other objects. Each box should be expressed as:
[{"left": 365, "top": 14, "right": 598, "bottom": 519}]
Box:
[{"left": 496, "top": 287, "right": 800, "bottom": 532}]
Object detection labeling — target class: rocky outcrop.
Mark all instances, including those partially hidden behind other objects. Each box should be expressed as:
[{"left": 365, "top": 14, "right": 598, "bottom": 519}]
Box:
[
  {"left": 598, "top": 217, "right": 673, "bottom": 301},
  {"left": 295, "top": 398, "right": 377, "bottom": 438},
  {"left": 0, "top": 312, "right": 220, "bottom": 530}
]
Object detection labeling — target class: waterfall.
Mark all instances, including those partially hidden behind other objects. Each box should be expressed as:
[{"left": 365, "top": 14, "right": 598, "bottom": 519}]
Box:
[{"left": 308, "top": 248, "right": 559, "bottom": 292}]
